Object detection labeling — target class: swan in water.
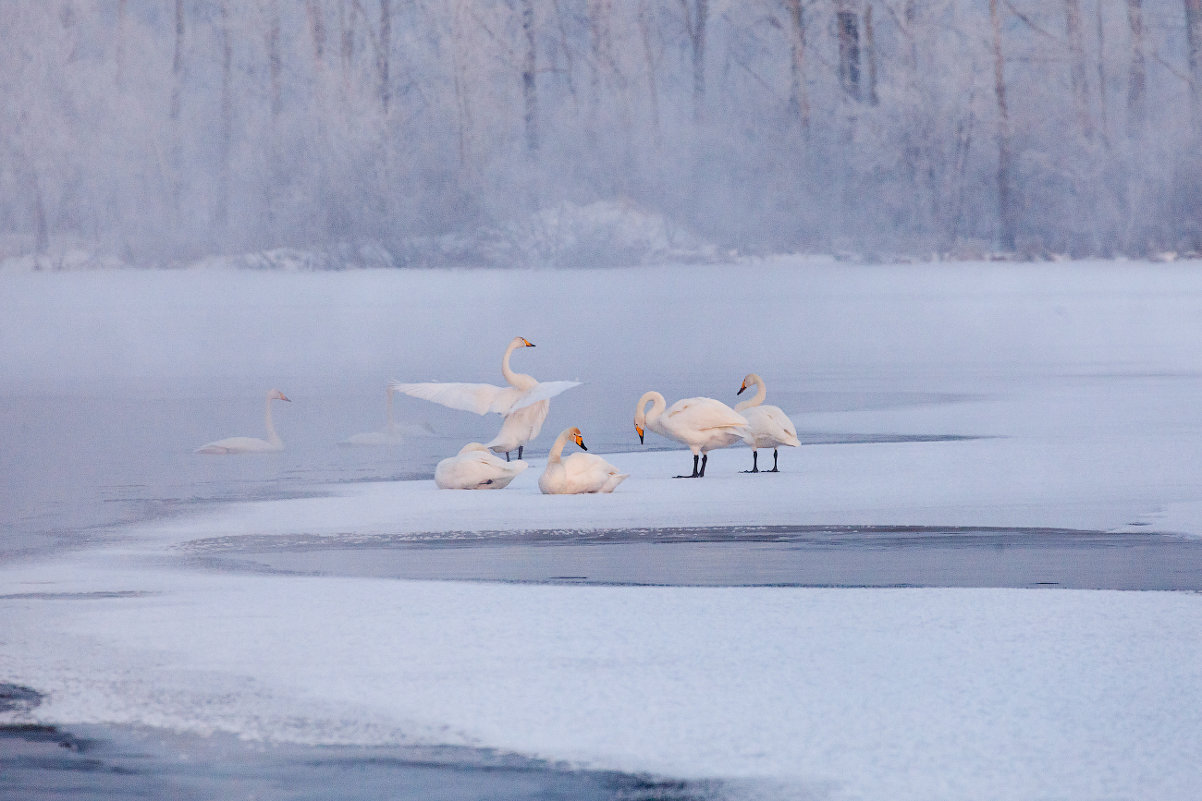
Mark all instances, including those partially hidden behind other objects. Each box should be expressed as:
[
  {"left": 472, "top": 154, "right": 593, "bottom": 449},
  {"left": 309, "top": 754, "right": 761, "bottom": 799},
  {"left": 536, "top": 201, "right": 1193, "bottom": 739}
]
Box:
[
  {"left": 434, "top": 442, "right": 527, "bottom": 489},
  {"left": 735, "top": 373, "right": 801, "bottom": 473},
  {"left": 341, "top": 384, "right": 434, "bottom": 446},
  {"left": 391, "top": 336, "right": 580, "bottom": 461},
  {"left": 634, "top": 391, "right": 748, "bottom": 478},
  {"left": 538, "top": 427, "right": 628, "bottom": 494},
  {"left": 196, "top": 389, "right": 291, "bottom": 454}
]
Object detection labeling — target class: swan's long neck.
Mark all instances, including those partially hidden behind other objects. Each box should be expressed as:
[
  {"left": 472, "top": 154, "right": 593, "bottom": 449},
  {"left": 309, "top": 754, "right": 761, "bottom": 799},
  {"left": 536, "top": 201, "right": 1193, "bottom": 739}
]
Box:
[
  {"left": 264, "top": 394, "right": 281, "bottom": 445},
  {"left": 735, "top": 375, "right": 767, "bottom": 412},
  {"left": 501, "top": 339, "right": 523, "bottom": 388},
  {"left": 636, "top": 391, "right": 667, "bottom": 429},
  {"left": 547, "top": 428, "right": 572, "bottom": 464}
]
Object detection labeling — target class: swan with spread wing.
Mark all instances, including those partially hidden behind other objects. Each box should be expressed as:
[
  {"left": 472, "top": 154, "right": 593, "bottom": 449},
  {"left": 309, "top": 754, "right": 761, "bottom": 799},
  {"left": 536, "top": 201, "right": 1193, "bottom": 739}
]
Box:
[{"left": 391, "top": 337, "right": 580, "bottom": 460}]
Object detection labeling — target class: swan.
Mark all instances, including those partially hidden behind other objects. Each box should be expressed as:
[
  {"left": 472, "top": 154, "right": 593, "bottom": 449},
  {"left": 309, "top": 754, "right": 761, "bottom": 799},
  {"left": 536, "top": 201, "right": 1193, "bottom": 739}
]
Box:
[
  {"left": 341, "top": 384, "right": 433, "bottom": 446},
  {"left": 391, "top": 336, "right": 580, "bottom": 461},
  {"left": 538, "top": 427, "right": 628, "bottom": 494},
  {"left": 434, "top": 442, "right": 528, "bottom": 489},
  {"left": 196, "top": 389, "right": 291, "bottom": 454},
  {"left": 735, "top": 373, "right": 801, "bottom": 473},
  {"left": 634, "top": 391, "right": 749, "bottom": 478}
]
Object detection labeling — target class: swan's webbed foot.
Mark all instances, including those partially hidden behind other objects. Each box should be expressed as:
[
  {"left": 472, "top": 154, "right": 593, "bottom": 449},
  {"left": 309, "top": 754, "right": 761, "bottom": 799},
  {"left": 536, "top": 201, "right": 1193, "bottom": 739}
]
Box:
[{"left": 742, "top": 452, "right": 760, "bottom": 473}]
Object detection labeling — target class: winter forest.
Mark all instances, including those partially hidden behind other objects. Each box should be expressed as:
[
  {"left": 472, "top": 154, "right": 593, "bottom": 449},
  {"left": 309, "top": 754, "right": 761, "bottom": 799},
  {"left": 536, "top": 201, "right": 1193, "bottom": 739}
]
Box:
[{"left": 3, "top": 1, "right": 1202, "bottom": 266}]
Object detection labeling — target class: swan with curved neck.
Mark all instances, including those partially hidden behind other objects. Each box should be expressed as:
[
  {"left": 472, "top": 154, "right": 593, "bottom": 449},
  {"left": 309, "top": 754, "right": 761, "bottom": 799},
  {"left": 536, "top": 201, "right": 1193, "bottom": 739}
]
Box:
[
  {"left": 735, "top": 373, "right": 800, "bottom": 473},
  {"left": 435, "top": 442, "right": 527, "bottom": 489},
  {"left": 196, "top": 389, "right": 291, "bottom": 454},
  {"left": 538, "top": 427, "right": 628, "bottom": 494},
  {"left": 391, "top": 337, "right": 580, "bottom": 461},
  {"left": 342, "top": 385, "right": 432, "bottom": 446},
  {"left": 634, "top": 390, "right": 748, "bottom": 478}
]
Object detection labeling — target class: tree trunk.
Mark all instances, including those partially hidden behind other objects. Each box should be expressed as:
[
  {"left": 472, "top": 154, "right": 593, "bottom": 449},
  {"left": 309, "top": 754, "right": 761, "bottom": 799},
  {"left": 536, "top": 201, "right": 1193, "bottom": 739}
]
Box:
[
  {"left": 864, "top": 3, "right": 878, "bottom": 106},
  {"left": 1064, "top": 0, "right": 1094, "bottom": 139},
  {"left": 521, "top": 0, "right": 538, "bottom": 152},
  {"left": 307, "top": 0, "right": 327, "bottom": 68},
  {"left": 216, "top": 0, "right": 232, "bottom": 230},
  {"left": 783, "top": 0, "right": 809, "bottom": 129},
  {"left": 988, "top": 0, "right": 1016, "bottom": 251},
  {"left": 170, "top": 0, "right": 184, "bottom": 123},
  {"left": 32, "top": 169, "right": 49, "bottom": 255},
  {"left": 268, "top": 1, "right": 282, "bottom": 118},
  {"left": 680, "top": 0, "right": 707, "bottom": 122},
  {"left": 636, "top": 1, "right": 662, "bottom": 146},
  {"left": 1126, "top": 0, "right": 1146, "bottom": 130},
  {"left": 836, "top": 2, "right": 860, "bottom": 101},
  {"left": 378, "top": 0, "right": 391, "bottom": 114},
  {"left": 1186, "top": 0, "right": 1202, "bottom": 133}
]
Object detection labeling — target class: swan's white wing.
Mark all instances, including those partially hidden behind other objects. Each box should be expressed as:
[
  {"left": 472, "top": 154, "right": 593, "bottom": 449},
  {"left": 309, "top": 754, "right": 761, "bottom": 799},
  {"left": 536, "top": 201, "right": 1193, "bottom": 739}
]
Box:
[
  {"left": 506, "top": 380, "right": 583, "bottom": 412},
  {"left": 390, "top": 381, "right": 518, "bottom": 416}
]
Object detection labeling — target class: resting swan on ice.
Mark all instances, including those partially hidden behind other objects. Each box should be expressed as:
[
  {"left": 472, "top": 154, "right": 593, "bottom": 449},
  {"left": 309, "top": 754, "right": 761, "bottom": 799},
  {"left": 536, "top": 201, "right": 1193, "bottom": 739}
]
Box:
[
  {"left": 538, "top": 427, "right": 628, "bottom": 494},
  {"left": 196, "top": 389, "right": 291, "bottom": 454},
  {"left": 434, "top": 442, "right": 527, "bottom": 489},
  {"left": 391, "top": 337, "right": 579, "bottom": 461},
  {"left": 633, "top": 390, "right": 748, "bottom": 478},
  {"left": 735, "top": 373, "right": 801, "bottom": 473}
]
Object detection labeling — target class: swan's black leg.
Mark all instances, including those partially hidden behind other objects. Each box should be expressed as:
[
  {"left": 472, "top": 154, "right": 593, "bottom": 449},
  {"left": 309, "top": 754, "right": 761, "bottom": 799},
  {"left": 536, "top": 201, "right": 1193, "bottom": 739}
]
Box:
[
  {"left": 674, "top": 453, "right": 701, "bottom": 478},
  {"left": 698, "top": 453, "right": 708, "bottom": 477},
  {"left": 517, "top": 445, "right": 524, "bottom": 460},
  {"left": 504, "top": 451, "right": 511, "bottom": 462},
  {"left": 742, "top": 451, "right": 760, "bottom": 473},
  {"left": 768, "top": 449, "right": 780, "bottom": 473}
]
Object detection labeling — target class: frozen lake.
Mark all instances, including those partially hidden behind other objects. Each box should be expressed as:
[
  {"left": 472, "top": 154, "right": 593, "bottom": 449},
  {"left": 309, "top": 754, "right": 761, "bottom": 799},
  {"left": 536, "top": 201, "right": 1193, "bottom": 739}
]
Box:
[{"left": 4, "top": 260, "right": 1202, "bottom": 800}]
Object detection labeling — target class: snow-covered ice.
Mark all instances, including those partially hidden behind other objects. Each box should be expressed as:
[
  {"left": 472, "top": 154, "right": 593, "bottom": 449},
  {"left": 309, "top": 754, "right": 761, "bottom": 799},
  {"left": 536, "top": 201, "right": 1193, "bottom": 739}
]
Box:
[{"left": 4, "top": 259, "right": 1202, "bottom": 800}]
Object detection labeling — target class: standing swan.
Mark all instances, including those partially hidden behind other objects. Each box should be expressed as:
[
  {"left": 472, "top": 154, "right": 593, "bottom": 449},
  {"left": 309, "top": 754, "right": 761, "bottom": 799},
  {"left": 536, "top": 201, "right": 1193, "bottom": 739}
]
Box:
[
  {"left": 634, "top": 391, "right": 748, "bottom": 478},
  {"left": 196, "top": 389, "right": 291, "bottom": 454},
  {"left": 539, "top": 427, "right": 628, "bottom": 494},
  {"left": 391, "top": 337, "right": 580, "bottom": 461},
  {"left": 435, "top": 442, "right": 527, "bottom": 489},
  {"left": 735, "top": 373, "right": 801, "bottom": 473}
]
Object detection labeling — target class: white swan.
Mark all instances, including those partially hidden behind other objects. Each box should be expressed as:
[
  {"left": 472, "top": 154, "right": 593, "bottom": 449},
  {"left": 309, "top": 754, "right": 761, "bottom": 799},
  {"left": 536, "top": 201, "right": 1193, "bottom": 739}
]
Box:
[
  {"left": 634, "top": 391, "right": 749, "bottom": 478},
  {"left": 538, "top": 427, "right": 628, "bottom": 494},
  {"left": 391, "top": 336, "right": 580, "bottom": 460},
  {"left": 735, "top": 373, "right": 801, "bottom": 473},
  {"left": 341, "top": 384, "right": 433, "bottom": 446},
  {"left": 196, "top": 389, "right": 291, "bottom": 454},
  {"left": 434, "top": 442, "right": 527, "bottom": 489}
]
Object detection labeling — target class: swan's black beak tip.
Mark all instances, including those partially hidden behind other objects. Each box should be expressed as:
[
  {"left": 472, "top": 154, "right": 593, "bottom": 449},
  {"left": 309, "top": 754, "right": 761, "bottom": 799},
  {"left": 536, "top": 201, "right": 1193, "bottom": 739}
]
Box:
[{"left": 736, "top": 386, "right": 746, "bottom": 395}]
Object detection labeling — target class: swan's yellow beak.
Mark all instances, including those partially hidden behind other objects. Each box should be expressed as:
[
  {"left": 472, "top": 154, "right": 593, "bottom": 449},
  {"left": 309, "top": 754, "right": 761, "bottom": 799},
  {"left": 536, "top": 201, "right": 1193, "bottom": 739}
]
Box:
[
  {"left": 635, "top": 424, "right": 644, "bottom": 444},
  {"left": 279, "top": 393, "right": 292, "bottom": 402},
  {"left": 520, "top": 337, "right": 535, "bottom": 347},
  {"left": 574, "top": 432, "right": 587, "bottom": 451},
  {"left": 737, "top": 382, "right": 747, "bottom": 396}
]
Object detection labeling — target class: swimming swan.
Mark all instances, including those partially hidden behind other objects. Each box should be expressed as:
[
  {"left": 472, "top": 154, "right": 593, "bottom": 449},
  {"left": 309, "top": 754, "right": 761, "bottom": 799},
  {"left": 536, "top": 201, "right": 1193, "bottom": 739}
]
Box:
[
  {"left": 735, "top": 373, "right": 801, "bottom": 473},
  {"left": 341, "top": 384, "right": 433, "bottom": 446},
  {"left": 434, "top": 442, "right": 527, "bottom": 489},
  {"left": 391, "top": 337, "right": 580, "bottom": 461},
  {"left": 633, "top": 391, "right": 748, "bottom": 478},
  {"left": 196, "top": 389, "right": 291, "bottom": 454},
  {"left": 538, "top": 427, "right": 628, "bottom": 494}
]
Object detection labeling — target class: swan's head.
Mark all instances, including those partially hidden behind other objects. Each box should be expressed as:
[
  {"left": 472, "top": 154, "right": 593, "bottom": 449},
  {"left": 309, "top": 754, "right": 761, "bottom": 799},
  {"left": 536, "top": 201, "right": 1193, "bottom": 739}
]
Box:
[
  {"left": 569, "top": 426, "right": 587, "bottom": 451},
  {"left": 737, "top": 373, "right": 760, "bottom": 396},
  {"left": 515, "top": 336, "right": 535, "bottom": 348},
  {"left": 269, "top": 389, "right": 291, "bottom": 402}
]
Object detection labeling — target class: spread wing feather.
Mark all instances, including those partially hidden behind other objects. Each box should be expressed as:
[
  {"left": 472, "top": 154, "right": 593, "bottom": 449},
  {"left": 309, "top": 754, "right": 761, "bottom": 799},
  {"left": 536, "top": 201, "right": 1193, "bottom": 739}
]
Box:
[{"left": 390, "top": 379, "right": 580, "bottom": 416}]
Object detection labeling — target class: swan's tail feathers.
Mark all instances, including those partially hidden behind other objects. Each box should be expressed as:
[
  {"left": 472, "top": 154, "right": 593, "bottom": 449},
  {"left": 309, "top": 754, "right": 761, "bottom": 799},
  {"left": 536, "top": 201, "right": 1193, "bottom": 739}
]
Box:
[
  {"left": 783, "top": 432, "right": 802, "bottom": 448},
  {"left": 389, "top": 380, "right": 511, "bottom": 415},
  {"left": 508, "top": 380, "right": 583, "bottom": 412}
]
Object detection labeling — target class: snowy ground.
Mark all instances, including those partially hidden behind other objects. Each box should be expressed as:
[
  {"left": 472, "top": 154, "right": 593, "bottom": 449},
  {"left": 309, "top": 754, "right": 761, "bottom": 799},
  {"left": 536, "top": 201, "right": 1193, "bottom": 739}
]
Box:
[{"left": 3, "top": 259, "right": 1202, "bottom": 800}]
